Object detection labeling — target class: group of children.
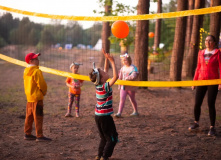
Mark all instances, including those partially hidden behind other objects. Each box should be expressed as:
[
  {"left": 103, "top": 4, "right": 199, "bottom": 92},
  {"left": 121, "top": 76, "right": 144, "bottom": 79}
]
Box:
[
  {"left": 65, "top": 51, "right": 139, "bottom": 119},
  {"left": 23, "top": 34, "right": 221, "bottom": 159},
  {"left": 23, "top": 49, "right": 139, "bottom": 159}
]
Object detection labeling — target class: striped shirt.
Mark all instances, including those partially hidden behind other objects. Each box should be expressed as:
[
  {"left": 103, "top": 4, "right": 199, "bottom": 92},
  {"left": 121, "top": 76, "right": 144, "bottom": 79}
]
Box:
[{"left": 95, "top": 82, "right": 113, "bottom": 116}]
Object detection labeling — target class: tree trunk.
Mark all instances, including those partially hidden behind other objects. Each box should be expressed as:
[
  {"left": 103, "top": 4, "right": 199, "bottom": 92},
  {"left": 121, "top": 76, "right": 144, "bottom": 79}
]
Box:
[
  {"left": 210, "top": 0, "right": 221, "bottom": 45},
  {"left": 184, "top": 0, "right": 205, "bottom": 78},
  {"left": 182, "top": 0, "right": 195, "bottom": 78},
  {"left": 153, "top": 0, "right": 162, "bottom": 51},
  {"left": 134, "top": 0, "right": 149, "bottom": 81},
  {"left": 169, "top": 0, "right": 187, "bottom": 81},
  {"left": 99, "top": 1, "right": 112, "bottom": 68}
]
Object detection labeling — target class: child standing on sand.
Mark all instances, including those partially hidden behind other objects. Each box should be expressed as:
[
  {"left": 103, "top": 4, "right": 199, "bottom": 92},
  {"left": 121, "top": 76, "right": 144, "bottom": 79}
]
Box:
[
  {"left": 89, "top": 49, "right": 118, "bottom": 160},
  {"left": 24, "top": 52, "right": 51, "bottom": 141},
  {"left": 114, "top": 53, "right": 139, "bottom": 118},
  {"left": 65, "top": 62, "right": 84, "bottom": 117}
]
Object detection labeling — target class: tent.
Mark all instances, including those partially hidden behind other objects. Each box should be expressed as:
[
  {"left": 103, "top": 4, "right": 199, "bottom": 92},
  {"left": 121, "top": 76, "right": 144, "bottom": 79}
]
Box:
[
  {"left": 93, "top": 39, "right": 102, "bottom": 51},
  {"left": 65, "top": 44, "right": 72, "bottom": 50}
]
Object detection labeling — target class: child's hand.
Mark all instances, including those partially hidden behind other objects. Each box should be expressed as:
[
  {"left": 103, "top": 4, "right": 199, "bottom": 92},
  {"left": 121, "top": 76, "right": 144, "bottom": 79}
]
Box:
[
  {"left": 75, "top": 85, "right": 80, "bottom": 89},
  {"left": 102, "top": 48, "right": 114, "bottom": 63},
  {"left": 71, "top": 86, "right": 75, "bottom": 89},
  {"left": 102, "top": 48, "right": 109, "bottom": 58}
]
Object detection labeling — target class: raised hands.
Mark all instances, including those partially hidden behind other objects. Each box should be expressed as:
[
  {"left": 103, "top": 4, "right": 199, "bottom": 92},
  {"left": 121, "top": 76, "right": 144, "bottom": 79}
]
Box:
[
  {"left": 102, "top": 48, "right": 114, "bottom": 63},
  {"left": 101, "top": 48, "right": 118, "bottom": 87}
]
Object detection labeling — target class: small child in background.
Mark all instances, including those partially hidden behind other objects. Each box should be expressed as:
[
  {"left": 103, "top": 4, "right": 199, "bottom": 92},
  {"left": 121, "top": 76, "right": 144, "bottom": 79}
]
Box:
[
  {"left": 65, "top": 62, "right": 84, "bottom": 117},
  {"left": 89, "top": 49, "right": 118, "bottom": 160},
  {"left": 114, "top": 53, "right": 139, "bottom": 118}
]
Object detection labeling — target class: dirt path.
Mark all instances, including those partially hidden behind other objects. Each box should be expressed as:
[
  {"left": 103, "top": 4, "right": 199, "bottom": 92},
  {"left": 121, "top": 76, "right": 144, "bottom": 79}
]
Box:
[{"left": 1, "top": 60, "right": 221, "bottom": 160}]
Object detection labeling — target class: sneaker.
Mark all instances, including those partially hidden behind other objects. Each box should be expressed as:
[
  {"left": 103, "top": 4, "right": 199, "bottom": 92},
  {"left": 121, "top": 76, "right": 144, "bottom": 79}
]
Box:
[
  {"left": 24, "top": 134, "right": 36, "bottom": 140},
  {"left": 114, "top": 113, "right": 122, "bottom": 118},
  {"left": 36, "top": 136, "right": 52, "bottom": 142},
  {"left": 188, "top": 122, "right": 199, "bottom": 131},
  {"left": 65, "top": 113, "right": 72, "bottom": 117},
  {"left": 130, "top": 112, "right": 139, "bottom": 116},
  {"left": 208, "top": 127, "right": 216, "bottom": 136},
  {"left": 95, "top": 156, "right": 101, "bottom": 160}
]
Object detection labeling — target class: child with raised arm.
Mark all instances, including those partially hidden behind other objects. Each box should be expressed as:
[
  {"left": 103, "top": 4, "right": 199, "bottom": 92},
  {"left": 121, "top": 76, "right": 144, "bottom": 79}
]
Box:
[
  {"left": 65, "top": 62, "right": 84, "bottom": 117},
  {"left": 89, "top": 49, "right": 118, "bottom": 160}
]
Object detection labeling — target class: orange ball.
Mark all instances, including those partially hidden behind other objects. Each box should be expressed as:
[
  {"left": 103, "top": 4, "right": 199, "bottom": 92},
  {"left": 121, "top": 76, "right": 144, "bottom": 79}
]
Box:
[
  {"left": 149, "top": 32, "right": 154, "bottom": 38},
  {"left": 111, "top": 21, "right": 129, "bottom": 39}
]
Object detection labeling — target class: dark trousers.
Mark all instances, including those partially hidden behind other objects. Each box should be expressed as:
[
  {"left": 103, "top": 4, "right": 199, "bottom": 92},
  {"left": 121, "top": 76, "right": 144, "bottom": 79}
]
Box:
[
  {"left": 194, "top": 85, "right": 218, "bottom": 126},
  {"left": 95, "top": 115, "right": 118, "bottom": 158}
]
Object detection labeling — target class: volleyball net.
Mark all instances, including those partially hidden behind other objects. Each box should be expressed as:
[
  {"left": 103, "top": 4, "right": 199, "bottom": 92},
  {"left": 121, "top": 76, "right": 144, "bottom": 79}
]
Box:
[{"left": 0, "top": 5, "right": 221, "bottom": 87}]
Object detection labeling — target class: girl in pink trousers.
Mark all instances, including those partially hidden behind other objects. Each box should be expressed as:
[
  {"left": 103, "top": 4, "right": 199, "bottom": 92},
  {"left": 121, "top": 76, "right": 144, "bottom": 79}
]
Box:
[{"left": 114, "top": 53, "right": 139, "bottom": 118}]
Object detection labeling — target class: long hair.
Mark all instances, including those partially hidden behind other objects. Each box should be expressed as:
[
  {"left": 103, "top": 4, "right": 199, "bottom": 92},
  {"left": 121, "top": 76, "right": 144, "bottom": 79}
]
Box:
[{"left": 206, "top": 35, "right": 218, "bottom": 49}]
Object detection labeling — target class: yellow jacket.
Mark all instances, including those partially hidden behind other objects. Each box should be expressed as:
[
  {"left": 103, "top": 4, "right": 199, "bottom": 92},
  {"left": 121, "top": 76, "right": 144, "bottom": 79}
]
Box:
[{"left": 24, "top": 65, "right": 47, "bottom": 102}]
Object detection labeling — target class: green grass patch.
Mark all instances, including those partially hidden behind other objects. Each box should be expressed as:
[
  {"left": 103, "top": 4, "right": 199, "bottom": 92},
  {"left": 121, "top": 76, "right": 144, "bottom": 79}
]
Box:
[
  {"left": 216, "top": 115, "right": 221, "bottom": 120},
  {"left": 8, "top": 106, "right": 19, "bottom": 113}
]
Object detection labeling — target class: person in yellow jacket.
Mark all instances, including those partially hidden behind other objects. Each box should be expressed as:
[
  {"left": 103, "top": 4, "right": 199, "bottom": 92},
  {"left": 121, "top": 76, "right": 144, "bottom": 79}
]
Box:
[{"left": 23, "top": 52, "right": 51, "bottom": 142}]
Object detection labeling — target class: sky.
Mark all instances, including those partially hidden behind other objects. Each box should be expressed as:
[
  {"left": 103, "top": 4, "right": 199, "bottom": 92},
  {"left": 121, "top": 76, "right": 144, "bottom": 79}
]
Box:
[{"left": 0, "top": 0, "right": 170, "bottom": 29}]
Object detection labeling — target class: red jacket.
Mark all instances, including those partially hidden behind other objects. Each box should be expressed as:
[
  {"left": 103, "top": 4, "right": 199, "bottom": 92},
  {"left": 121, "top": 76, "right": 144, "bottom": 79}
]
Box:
[{"left": 194, "top": 49, "right": 221, "bottom": 80}]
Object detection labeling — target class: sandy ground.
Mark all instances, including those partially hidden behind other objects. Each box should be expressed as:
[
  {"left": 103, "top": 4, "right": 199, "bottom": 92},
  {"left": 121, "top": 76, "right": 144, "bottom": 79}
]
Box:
[{"left": 1, "top": 60, "right": 221, "bottom": 160}]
